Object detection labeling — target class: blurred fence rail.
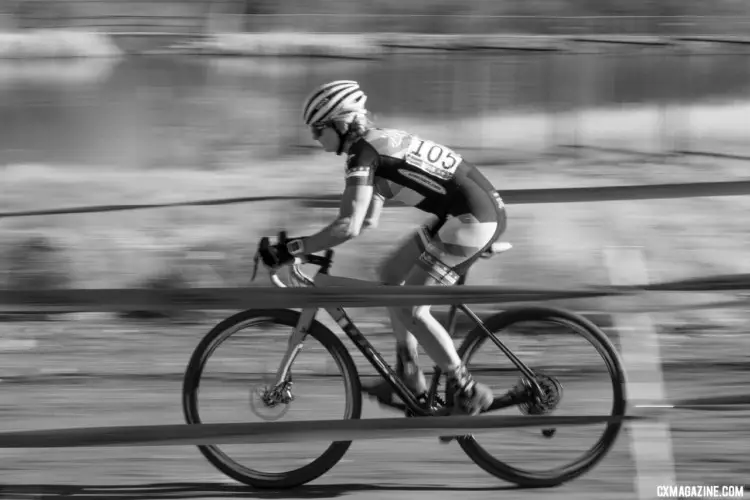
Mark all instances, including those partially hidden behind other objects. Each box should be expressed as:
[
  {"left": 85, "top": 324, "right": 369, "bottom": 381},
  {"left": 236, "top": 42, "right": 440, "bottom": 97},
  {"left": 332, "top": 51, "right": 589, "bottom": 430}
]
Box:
[
  {"left": 4, "top": 180, "right": 750, "bottom": 219},
  {"left": 0, "top": 413, "right": 644, "bottom": 448},
  {"left": 0, "top": 282, "right": 748, "bottom": 315}
]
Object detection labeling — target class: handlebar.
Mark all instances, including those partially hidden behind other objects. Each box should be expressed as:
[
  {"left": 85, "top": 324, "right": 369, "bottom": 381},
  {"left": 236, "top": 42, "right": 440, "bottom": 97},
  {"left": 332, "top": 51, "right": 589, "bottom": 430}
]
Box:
[
  {"left": 268, "top": 253, "right": 332, "bottom": 288},
  {"left": 252, "top": 231, "right": 334, "bottom": 287}
]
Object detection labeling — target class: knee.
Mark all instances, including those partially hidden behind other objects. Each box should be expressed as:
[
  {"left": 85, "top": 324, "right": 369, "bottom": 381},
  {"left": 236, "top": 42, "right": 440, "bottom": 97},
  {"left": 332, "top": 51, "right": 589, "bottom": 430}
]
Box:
[{"left": 395, "top": 305, "right": 432, "bottom": 327}]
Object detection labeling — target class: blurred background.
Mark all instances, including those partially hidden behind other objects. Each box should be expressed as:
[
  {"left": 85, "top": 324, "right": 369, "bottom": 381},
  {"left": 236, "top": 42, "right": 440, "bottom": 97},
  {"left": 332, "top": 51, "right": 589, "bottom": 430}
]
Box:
[
  {"left": 2, "top": 0, "right": 750, "bottom": 294},
  {"left": 0, "top": 1, "right": 749, "bottom": 494}
]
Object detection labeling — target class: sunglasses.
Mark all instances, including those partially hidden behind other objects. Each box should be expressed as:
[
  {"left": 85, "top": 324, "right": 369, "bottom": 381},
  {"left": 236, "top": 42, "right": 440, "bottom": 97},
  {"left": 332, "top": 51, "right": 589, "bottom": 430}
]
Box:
[{"left": 310, "top": 121, "right": 333, "bottom": 140}]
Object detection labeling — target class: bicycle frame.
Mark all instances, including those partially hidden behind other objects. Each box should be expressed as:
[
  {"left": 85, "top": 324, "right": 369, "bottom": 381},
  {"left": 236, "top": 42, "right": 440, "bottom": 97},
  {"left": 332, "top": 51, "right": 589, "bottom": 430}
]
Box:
[{"left": 266, "top": 253, "right": 535, "bottom": 417}]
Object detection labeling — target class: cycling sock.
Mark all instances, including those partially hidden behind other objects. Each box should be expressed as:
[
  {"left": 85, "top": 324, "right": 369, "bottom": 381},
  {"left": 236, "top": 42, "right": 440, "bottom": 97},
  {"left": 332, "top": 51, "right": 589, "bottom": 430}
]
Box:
[{"left": 446, "top": 364, "right": 476, "bottom": 394}]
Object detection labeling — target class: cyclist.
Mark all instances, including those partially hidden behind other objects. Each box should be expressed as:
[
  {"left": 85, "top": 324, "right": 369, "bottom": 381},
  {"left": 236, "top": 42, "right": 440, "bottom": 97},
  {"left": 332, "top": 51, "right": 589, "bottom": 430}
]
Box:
[{"left": 258, "top": 80, "right": 507, "bottom": 416}]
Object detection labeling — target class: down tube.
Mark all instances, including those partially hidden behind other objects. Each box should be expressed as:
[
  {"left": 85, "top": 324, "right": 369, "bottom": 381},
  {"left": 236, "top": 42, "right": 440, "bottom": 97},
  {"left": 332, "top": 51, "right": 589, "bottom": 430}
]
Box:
[
  {"left": 324, "top": 305, "right": 392, "bottom": 377},
  {"left": 324, "top": 305, "right": 427, "bottom": 412},
  {"left": 314, "top": 273, "right": 393, "bottom": 380}
]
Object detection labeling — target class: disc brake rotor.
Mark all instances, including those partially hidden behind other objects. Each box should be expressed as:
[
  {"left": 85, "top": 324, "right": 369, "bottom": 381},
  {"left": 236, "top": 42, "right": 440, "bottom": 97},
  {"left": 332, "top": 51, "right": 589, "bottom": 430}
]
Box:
[{"left": 249, "top": 381, "right": 294, "bottom": 421}]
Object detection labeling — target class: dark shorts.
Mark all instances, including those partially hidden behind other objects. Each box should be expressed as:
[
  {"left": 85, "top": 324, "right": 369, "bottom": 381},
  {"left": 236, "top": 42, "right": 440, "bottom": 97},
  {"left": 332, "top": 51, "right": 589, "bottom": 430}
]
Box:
[{"left": 414, "top": 202, "right": 507, "bottom": 285}]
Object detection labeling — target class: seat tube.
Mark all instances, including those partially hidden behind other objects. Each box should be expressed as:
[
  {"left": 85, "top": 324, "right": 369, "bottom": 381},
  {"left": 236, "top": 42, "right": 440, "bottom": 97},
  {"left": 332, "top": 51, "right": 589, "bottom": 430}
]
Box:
[
  {"left": 273, "top": 307, "right": 318, "bottom": 384},
  {"left": 446, "top": 270, "right": 469, "bottom": 336}
]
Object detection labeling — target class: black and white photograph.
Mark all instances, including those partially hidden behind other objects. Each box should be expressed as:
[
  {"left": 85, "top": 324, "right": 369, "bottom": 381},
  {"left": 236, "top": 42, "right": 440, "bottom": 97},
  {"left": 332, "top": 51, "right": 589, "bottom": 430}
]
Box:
[{"left": 0, "top": 1, "right": 749, "bottom": 499}]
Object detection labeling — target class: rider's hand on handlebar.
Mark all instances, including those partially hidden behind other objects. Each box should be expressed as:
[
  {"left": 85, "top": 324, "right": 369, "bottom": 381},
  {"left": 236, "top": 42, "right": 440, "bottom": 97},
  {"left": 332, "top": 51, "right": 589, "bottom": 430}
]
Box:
[
  {"left": 251, "top": 231, "right": 333, "bottom": 282},
  {"left": 255, "top": 232, "right": 306, "bottom": 271},
  {"left": 258, "top": 241, "right": 295, "bottom": 269}
]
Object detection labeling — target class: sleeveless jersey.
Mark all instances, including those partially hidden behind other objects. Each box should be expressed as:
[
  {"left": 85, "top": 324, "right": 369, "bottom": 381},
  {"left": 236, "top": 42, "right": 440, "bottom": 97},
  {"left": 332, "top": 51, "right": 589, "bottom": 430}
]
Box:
[{"left": 345, "top": 128, "right": 502, "bottom": 223}]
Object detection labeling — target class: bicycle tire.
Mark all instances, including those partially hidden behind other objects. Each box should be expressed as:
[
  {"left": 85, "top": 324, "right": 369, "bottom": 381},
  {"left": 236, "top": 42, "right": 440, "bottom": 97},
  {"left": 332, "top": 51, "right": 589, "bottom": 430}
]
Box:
[
  {"left": 182, "top": 308, "right": 362, "bottom": 489},
  {"left": 454, "top": 306, "right": 627, "bottom": 488}
]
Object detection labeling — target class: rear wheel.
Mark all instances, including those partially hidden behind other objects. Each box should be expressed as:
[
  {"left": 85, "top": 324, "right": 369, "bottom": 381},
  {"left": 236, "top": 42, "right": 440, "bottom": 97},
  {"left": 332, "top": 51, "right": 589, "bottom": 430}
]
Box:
[
  {"left": 454, "top": 306, "right": 627, "bottom": 487},
  {"left": 182, "top": 308, "right": 361, "bottom": 489}
]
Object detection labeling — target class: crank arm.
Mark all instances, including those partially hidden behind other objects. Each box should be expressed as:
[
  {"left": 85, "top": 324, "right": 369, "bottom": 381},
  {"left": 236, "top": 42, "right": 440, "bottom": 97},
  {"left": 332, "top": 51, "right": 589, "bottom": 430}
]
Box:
[{"left": 486, "top": 387, "right": 533, "bottom": 412}]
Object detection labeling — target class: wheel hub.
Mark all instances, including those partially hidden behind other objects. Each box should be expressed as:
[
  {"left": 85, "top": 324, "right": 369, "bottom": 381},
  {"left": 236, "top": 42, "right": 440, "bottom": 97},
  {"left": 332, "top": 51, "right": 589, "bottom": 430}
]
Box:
[{"left": 249, "top": 381, "right": 294, "bottom": 421}]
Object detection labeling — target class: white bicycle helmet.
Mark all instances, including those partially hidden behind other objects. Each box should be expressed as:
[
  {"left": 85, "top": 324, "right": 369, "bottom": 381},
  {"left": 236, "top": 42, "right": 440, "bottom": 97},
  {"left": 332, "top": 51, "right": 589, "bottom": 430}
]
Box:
[{"left": 302, "top": 80, "right": 367, "bottom": 126}]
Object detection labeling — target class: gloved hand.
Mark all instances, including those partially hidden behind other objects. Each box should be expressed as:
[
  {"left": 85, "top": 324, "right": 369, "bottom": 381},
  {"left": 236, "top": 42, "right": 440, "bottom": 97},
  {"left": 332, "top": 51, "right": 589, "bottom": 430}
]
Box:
[{"left": 257, "top": 237, "right": 305, "bottom": 269}]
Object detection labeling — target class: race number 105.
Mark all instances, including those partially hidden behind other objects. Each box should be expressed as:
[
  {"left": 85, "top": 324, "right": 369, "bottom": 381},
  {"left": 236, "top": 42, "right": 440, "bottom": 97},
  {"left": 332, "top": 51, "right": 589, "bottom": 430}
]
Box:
[{"left": 406, "top": 138, "right": 462, "bottom": 180}]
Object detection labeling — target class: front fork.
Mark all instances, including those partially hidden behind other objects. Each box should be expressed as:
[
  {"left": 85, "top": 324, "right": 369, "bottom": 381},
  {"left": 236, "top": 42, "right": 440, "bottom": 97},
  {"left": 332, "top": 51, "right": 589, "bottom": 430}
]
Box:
[
  {"left": 268, "top": 307, "right": 318, "bottom": 398},
  {"left": 268, "top": 273, "right": 376, "bottom": 400}
]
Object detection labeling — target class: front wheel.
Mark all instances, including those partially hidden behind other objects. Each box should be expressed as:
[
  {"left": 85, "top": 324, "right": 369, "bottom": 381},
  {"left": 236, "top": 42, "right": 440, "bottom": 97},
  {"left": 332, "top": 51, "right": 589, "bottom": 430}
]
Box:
[
  {"left": 455, "top": 306, "right": 627, "bottom": 487},
  {"left": 182, "top": 308, "right": 362, "bottom": 489}
]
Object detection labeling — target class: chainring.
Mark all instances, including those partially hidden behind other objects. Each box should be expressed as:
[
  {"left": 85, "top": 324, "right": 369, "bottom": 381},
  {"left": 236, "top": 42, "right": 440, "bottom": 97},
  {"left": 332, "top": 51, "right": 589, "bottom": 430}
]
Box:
[{"left": 517, "top": 372, "right": 563, "bottom": 416}]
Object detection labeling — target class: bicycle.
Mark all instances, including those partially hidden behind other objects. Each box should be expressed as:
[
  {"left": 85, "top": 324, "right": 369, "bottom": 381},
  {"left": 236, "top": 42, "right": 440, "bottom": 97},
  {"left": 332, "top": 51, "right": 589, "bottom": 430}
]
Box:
[{"left": 182, "top": 232, "right": 627, "bottom": 489}]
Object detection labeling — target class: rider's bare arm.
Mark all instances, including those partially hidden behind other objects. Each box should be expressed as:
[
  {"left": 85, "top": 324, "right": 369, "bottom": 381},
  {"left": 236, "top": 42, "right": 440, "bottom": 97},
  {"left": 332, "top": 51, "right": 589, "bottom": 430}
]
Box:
[
  {"left": 363, "top": 190, "right": 385, "bottom": 230},
  {"left": 300, "top": 183, "right": 373, "bottom": 254}
]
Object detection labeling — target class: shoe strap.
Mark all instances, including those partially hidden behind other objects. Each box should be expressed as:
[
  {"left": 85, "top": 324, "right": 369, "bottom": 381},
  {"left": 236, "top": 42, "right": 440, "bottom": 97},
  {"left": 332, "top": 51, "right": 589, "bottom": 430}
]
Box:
[{"left": 447, "top": 365, "right": 475, "bottom": 393}]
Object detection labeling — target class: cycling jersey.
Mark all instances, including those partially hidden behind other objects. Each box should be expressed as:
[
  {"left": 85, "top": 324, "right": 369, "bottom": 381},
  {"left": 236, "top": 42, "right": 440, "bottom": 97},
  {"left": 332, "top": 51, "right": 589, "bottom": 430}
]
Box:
[
  {"left": 344, "top": 128, "right": 503, "bottom": 223},
  {"left": 345, "top": 128, "right": 507, "bottom": 284}
]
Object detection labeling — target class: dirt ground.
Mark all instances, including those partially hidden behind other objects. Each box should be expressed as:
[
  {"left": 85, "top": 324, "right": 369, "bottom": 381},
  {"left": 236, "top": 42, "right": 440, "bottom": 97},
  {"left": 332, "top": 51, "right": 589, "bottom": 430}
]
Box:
[{"left": 0, "top": 313, "right": 747, "bottom": 500}]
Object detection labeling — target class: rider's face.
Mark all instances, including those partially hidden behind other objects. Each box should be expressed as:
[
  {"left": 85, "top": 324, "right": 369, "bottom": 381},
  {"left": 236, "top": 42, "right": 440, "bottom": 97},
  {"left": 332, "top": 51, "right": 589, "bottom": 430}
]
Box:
[{"left": 311, "top": 123, "right": 339, "bottom": 153}]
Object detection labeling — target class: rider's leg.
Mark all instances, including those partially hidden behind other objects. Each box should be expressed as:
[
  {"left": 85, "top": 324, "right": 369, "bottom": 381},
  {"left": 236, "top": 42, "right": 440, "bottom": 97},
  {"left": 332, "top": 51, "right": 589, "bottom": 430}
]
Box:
[
  {"left": 378, "top": 217, "right": 440, "bottom": 355},
  {"left": 371, "top": 231, "right": 428, "bottom": 396},
  {"left": 392, "top": 213, "right": 503, "bottom": 415},
  {"left": 392, "top": 264, "right": 492, "bottom": 415},
  {"left": 393, "top": 266, "right": 462, "bottom": 371}
]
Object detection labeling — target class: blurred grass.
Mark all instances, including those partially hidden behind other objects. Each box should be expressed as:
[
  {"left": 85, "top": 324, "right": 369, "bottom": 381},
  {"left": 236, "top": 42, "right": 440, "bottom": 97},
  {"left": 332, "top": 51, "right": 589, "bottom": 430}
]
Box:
[
  {"left": 3, "top": 150, "right": 750, "bottom": 290},
  {"left": 2, "top": 102, "right": 750, "bottom": 327}
]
